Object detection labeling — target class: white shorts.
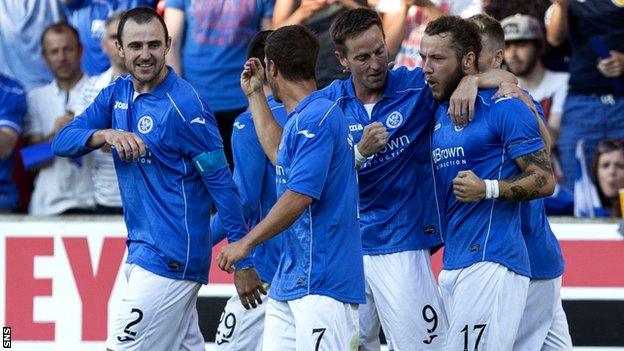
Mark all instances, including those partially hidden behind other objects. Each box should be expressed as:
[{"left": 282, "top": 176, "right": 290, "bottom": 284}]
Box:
[
  {"left": 514, "top": 277, "right": 573, "bottom": 350},
  {"left": 439, "top": 262, "right": 529, "bottom": 351},
  {"left": 262, "top": 295, "right": 359, "bottom": 351},
  {"left": 359, "top": 250, "right": 447, "bottom": 351},
  {"left": 214, "top": 289, "right": 270, "bottom": 351},
  {"left": 105, "top": 264, "right": 204, "bottom": 351}
]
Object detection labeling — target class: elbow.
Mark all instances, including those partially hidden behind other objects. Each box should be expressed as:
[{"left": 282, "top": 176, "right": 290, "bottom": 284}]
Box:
[
  {"left": 542, "top": 172, "right": 556, "bottom": 197},
  {"left": 546, "top": 31, "right": 564, "bottom": 47}
]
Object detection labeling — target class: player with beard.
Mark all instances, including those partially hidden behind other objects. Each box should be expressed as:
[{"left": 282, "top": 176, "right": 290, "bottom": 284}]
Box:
[
  {"left": 469, "top": 13, "right": 573, "bottom": 350},
  {"left": 322, "top": 9, "right": 517, "bottom": 350},
  {"left": 424, "top": 15, "right": 556, "bottom": 350},
  {"left": 53, "top": 7, "right": 257, "bottom": 351}
]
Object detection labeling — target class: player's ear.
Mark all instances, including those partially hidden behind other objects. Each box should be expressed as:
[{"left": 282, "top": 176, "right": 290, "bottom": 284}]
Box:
[
  {"left": 335, "top": 49, "right": 348, "bottom": 70},
  {"left": 268, "top": 59, "right": 278, "bottom": 78},
  {"left": 165, "top": 35, "right": 172, "bottom": 55},
  {"left": 462, "top": 51, "right": 478, "bottom": 75},
  {"left": 494, "top": 49, "right": 504, "bottom": 68},
  {"left": 115, "top": 40, "right": 125, "bottom": 58}
]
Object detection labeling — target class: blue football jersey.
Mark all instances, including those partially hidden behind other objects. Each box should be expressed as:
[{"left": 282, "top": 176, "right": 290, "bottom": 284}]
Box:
[
  {"left": 320, "top": 67, "right": 443, "bottom": 255},
  {"left": 520, "top": 94, "right": 565, "bottom": 279},
  {"left": 0, "top": 75, "right": 26, "bottom": 209},
  {"left": 53, "top": 69, "right": 249, "bottom": 284},
  {"left": 431, "top": 89, "right": 545, "bottom": 277},
  {"left": 270, "top": 91, "right": 365, "bottom": 304},
  {"left": 520, "top": 200, "right": 565, "bottom": 279},
  {"left": 211, "top": 95, "right": 288, "bottom": 283}
]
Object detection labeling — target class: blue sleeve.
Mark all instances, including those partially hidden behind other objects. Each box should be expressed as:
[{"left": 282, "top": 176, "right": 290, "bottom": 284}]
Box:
[
  {"left": 232, "top": 116, "right": 266, "bottom": 225},
  {"left": 286, "top": 110, "right": 336, "bottom": 200},
  {"left": 52, "top": 84, "right": 113, "bottom": 157},
  {"left": 491, "top": 97, "right": 545, "bottom": 160},
  {"left": 0, "top": 85, "right": 26, "bottom": 134},
  {"left": 210, "top": 214, "right": 228, "bottom": 246},
  {"left": 178, "top": 103, "right": 253, "bottom": 268},
  {"left": 164, "top": 0, "right": 185, "bottom": 9}
]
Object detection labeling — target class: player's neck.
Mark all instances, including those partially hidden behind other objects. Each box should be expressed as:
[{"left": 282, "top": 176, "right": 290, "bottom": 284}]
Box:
[
  {"left": 280, "top": 79, "right": 317, "bottom": 113},
  {"left": 132, "top": 66, "right": 169, "bottom": 94},
  {"left": 518, "top": 63, "right": 545, "bottom": 92},
  {"left": 353, "top": 81, "right": 384, "bottom": 105},
  {"left": 111, "top": 65, "right": 128, "bottom": 80}
]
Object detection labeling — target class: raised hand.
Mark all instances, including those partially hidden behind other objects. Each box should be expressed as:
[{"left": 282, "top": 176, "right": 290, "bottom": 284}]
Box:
[{"left": 241, "top": 58, "right": 266, "bottom": 98}]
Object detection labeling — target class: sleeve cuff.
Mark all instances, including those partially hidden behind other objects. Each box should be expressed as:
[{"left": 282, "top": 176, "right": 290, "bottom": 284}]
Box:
[{"left": 234, "top": 256, "right": 255, "bottom": 270}]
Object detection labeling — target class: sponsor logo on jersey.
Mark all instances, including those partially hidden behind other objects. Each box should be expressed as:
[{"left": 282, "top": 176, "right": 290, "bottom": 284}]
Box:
[
  {"left": 190, "top": 117, "right": 206, "bottom": 125},
  {"left": 385, "top": 111, "right": 404, "bottom": 129},
  {"left": 137, "top": 116, "right": 153, "bottom": 134},
  {"left": 432, "top": 146, "right": 468, "bottom": 169},
  {"left": 114, "top": 101, "right": 128, "bottom": 110},
  {"left": 454, "top": 125, "right": 464, "bottom": 132},
  {"left": 349, "top": 123, "right": 364, "bottom": 132},
  {"left": 297, "top": 130, "right": 315, "bottom": 138},
  {"left": 434, "top": 123, "right": 441, "bottom": 131},
  {"left": 233, "top": 121, "right": 245, "bottom": 129}
]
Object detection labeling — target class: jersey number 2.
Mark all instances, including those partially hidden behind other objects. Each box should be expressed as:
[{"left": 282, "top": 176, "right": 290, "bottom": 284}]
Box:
[{"left": 116, "top": 308, "right": 143, "bottom": 342}]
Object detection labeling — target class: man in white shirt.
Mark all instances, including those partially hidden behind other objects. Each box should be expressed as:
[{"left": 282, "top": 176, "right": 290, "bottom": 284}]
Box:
[
  {"left": 25, "top": 22, "right": 94, "bottom": 215},
  {"left": 502, "top": 14, "right": 569, "bottom": 147},
  {"left": 73, "top": 11, "right": 127, "bottom": 214}
]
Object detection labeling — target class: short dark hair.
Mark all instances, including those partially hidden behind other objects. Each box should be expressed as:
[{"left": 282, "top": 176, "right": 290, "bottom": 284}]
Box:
[
  {"left": 424, "top": 16, "right": 482, "bottom": 65},
  {"left": 247, "top": 30, "right": 273, "bottom": 68},
  {"left": 468, "top": 14, "right": 505, "bottom": 51},
  {"left": 117, "top": 7, "right": 168, "bottom": 46},
  {"left": 265, "top": 25, "right": 319, "bottom": 82},
  {"left": 330, "top": 8, "right": 384, "bottom": 54},
  {"left": 41, "top": 21, "right": 81, "bottom": 52}
]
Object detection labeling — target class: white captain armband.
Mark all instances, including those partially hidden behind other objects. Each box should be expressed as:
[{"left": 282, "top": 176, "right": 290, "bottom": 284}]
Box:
[{"left": 192, "top": 150, "right": 229, "bottom": 175}]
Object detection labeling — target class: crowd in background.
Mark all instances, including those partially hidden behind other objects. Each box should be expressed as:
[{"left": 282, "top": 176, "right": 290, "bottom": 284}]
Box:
[{"left": 0, "top": 0, "right": 622, "bottom": 217}]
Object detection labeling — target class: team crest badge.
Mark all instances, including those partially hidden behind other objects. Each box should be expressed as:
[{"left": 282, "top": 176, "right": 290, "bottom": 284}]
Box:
[
  {"left": 138, "top": 116, "right": 153, "bottom": 134},
  {"left": 385, "top": 111, "right": 404, "bottom": 129},
  {"left": 612, "top": 0, "right": 624, "bottom": 7}
]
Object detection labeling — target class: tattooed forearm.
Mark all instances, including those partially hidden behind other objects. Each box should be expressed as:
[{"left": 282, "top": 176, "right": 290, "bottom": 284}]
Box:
[
  {"left": 499, "top": 148, "right": 555, "bottom": 201},
  {"left": 517, "top": 149, "right": 552, "bottom": 173}
]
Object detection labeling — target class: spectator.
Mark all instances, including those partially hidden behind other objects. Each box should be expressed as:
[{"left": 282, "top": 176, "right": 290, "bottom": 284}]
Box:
[
  {"left": 62, "top": 0, "right": 156, "bottom": 76},
  {"left": 0, "top": 0, "right": 65, "bottom": 89},
  {"left": 375, "top": 0, "right": 480, "bottom": 69},
  {"left": 592, "top": 139, "right": 624, "bottom": 218},
  {"left": 502, "top": 14, "right": 569, "bottom": 181},
  {"left": 72, "top": 11, "right": 127, "bottom": 215},
  {"left": 0, "top": 75, "right": 27, "bottom": 213},
  {"left": 272, "top": 0, "right": 365, "bottom": 88},
  {"left": 546, "top": 0, "right": 624, "bottom": 190},
  {"left": 25, "top": 22, "right": 94, "bottom": 215},
  {"left": 164, "top": 0, "right": 273, "bottom": 169}
]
